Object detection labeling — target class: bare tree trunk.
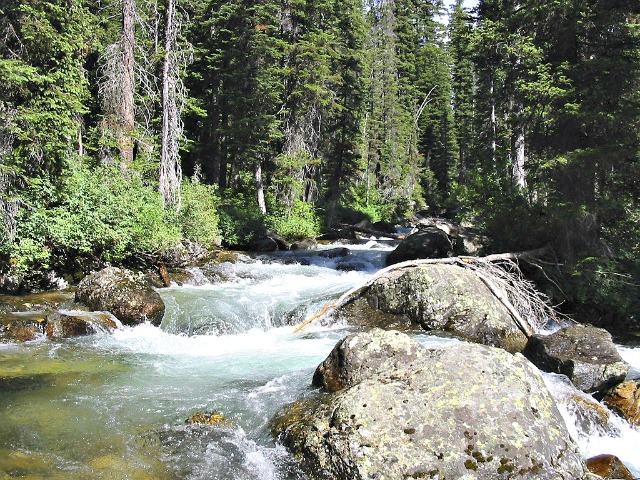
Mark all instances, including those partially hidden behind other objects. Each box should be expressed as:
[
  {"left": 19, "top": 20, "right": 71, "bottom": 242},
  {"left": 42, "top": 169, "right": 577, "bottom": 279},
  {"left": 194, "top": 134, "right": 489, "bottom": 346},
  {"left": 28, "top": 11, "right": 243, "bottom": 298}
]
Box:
[
  {"left": 159, "top": 0, "right": 184, "bottom": 210},
  {"left": 120, "top": 0, "right": 136, "bottom": 169},
  {"left": 489, "top": 75, "right": 497, "bottom": 165},
  {"left": 511, "top": 123, "right": 526, "bottom": 189},
  {"left": 255, "top": 161, "right": 266, "bottom": 214}
]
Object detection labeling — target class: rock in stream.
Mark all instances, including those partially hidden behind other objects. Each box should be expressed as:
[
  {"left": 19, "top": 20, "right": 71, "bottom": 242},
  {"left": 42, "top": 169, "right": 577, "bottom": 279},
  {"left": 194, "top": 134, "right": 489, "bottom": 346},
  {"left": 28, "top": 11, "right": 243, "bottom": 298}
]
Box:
[
  {"left": 335, "top": 264, "right": 528, "bottom": 353},
  {"left": 273, "top": 329, "right": 586, "bottom": 480}
]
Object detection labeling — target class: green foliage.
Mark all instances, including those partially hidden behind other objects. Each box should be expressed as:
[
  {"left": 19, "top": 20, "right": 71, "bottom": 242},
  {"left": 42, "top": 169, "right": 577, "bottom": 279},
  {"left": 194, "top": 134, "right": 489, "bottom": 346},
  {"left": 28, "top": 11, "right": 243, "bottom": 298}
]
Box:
[
  {"left": 344, "top": 184, "right": 395, "bottom": 224},
  {"left": 178, "top": 179, "right": 221, "bottom": 246},
  {"left": 265, "top": 200, "right": 322, "bottom": 240},
  {"left": 217, "top": 193, "right": 265, "bottom": 247},
  {"left": 569, "top": 255, "right": 640, "bottom": 326}
]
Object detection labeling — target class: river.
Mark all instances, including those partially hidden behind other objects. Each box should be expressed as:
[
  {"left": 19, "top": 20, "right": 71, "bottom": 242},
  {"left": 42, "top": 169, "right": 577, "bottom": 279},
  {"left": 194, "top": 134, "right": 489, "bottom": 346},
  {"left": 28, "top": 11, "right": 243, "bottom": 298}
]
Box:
[{"left": 1, "top": 242, "right": 639, "bottom": 479}]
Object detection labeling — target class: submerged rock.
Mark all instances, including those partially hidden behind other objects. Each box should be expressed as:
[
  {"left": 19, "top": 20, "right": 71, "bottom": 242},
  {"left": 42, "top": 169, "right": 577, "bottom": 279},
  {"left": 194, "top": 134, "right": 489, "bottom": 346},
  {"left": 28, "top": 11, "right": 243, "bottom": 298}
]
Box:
[
  {"left": 291, "top": 238, "right": 318, "bottom": 251},
  {"left": 523, "top": 325, "right": 630, "bottom": 393},
  {"left": 385, "top": 227, "right": 453, "bottom": 265},
  {"left": 0, "top": 315, "right": 45, "bottom": 342},
  {"left": 603, "top": 380, "right": 640, "bottom": 427},
  {"left": 586, "top": 454, "right": 634, "bottom": 480},
  {"left": 317, "top": 247, "right": 350, "bottom": 259},
  {"left": 336, "top": 264, "right": 528, "bottom": 352},
  {"left": 274, "top": 330, "right": 586, "bottom": 480},
  {"left": 45, "top": 311, "right": 118, "bottom": 338},
  {"left": 75, "top": 267, "right": 165, "bottom": 326},
  {"left": 185, "top": 411, "right": 230, "bottom": 427}
]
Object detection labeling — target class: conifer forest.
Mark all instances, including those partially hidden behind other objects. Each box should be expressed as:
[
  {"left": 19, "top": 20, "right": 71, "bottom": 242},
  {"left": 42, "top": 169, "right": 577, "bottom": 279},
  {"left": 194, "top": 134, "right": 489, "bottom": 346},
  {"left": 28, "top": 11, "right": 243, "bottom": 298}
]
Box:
[{"left": 1, "top": 0, "right": 639, "bottom": 325}]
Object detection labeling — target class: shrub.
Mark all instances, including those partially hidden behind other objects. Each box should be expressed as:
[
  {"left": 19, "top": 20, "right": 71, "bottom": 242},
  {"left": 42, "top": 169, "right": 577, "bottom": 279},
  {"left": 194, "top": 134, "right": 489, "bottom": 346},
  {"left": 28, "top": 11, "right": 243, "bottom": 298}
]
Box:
[
  {"left": 265, "top": 200, "right": 322, "bottom": 240},
  {"left": 178, "top": 179, "right": 221, "bottom": 246},
  {"left": 217, "top": 193, "right": 265, "bottom": 247},
  {"left": 7, "top": 161, "right": 183, "bottom": 279}
]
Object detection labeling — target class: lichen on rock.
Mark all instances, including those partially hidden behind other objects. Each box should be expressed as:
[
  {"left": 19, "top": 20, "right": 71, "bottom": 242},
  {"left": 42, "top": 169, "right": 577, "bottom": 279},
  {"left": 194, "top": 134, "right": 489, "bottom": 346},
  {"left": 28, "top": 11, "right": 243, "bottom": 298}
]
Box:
[
  {"left": 273, "top": 329, "right": 586, "bottom": 479},
  {"left": 75, "top": 267, "right": 165, "bottom": 326},
  {"left": 336, "top": 264, "right": 528, "bottom": 352}
]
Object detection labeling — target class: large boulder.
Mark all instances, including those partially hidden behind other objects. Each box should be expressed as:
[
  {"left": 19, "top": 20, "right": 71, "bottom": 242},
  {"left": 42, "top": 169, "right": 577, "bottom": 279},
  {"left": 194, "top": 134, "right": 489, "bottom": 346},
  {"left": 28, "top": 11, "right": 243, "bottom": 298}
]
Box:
[
  {"left": 386, "top": 227, "right": 453, "bottom": 266},
  {"left": 273, "top": 330, "right": 586, "bottom": 480},
  {"left": 336, "top": 264, "right": 528, "bottom": 352},
  {"left": 247, "top": 235, "right": 279, "bottom": 252},
  {"left": 523, "top": 325, "right": 630, "bottom": 393},
  {"left": 312, "top": 329, "right": 427, "bottom": 392},
  {"left": 75, "top": 267, "right": 165, "bottom": 326}
]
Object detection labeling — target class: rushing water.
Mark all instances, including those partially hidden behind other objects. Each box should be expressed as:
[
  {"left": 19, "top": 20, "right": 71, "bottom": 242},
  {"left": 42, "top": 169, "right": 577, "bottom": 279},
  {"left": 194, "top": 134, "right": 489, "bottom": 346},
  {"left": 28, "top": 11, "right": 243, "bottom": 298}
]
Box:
[{"left": 1, "top": 241, "right": 639, "bottom": 479}]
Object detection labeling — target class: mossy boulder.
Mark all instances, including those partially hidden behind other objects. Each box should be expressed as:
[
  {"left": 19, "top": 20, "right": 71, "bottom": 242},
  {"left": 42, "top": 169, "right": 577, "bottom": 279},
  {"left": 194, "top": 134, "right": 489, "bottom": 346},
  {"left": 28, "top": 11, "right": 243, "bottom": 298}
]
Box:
[
  {"left": 273, "top": 330, "right": 586, "bottom": 480},
  {"left": 75, "top": 267, "right": 165, "bottom": 326},
  {"left": 336, "top": 264, "right": 528, "bottom": 353},
  {"left": 523, "top": 325, "right": 630, "bottom": 393}
]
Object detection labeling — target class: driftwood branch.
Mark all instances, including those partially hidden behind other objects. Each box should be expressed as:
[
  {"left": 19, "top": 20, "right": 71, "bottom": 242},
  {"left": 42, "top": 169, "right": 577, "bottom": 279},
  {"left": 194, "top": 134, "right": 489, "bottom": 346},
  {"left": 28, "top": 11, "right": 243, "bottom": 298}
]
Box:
[{"left": 293, "top": 247, "right": 557, "bottom": 335}]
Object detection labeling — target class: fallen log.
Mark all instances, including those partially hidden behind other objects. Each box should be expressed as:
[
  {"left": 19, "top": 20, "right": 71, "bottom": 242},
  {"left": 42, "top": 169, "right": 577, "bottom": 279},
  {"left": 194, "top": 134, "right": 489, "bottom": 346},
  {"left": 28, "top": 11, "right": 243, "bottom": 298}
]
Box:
[{"left": 293, "top": 246, "right": 559, "bottom": 335}]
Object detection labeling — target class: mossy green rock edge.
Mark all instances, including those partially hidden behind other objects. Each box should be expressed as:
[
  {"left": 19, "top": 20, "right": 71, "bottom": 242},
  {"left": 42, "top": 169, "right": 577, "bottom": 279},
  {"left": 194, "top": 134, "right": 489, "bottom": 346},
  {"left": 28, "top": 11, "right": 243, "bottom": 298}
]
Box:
[
  {"left": 273, "top": 330, "right": 586, "bottom": 480},
  {"left": 75, "top": 267, "right": 165, "bottom": 326},
  {"left": 337, "top": 264, "right": 528, "bottom": 353}
]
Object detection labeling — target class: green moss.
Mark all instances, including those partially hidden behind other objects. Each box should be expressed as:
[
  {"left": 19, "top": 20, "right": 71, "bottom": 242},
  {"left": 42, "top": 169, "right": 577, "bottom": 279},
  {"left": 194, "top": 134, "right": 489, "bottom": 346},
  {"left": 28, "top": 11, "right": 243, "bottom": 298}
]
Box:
[{"left": 464, "top": 459, "right": 478, "bottom": 471}]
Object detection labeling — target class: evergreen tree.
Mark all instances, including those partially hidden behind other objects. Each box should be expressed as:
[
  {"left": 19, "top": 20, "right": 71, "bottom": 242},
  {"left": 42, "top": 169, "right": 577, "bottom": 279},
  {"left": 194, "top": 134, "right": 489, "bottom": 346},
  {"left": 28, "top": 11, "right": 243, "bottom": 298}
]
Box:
[{"left": 321, "top": 0, "right": 368, "bottom": 226}]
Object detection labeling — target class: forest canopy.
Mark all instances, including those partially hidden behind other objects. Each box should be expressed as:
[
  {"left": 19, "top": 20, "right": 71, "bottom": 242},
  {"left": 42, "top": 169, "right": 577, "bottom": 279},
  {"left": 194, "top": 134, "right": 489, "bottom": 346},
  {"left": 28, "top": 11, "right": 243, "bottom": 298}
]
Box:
[{"left": 1, "top": 0, "right": 639, "bottom": 324}]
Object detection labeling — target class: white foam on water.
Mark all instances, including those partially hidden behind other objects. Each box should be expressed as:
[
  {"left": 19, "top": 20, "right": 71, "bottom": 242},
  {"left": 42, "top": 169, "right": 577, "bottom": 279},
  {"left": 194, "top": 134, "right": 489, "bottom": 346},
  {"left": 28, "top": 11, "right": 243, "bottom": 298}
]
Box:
[
  {"left": 98, "top": 323, "right": 340, "bottom": 362},
  {"left": 618, "top": 345, "right": 640, "bottom": 379}
]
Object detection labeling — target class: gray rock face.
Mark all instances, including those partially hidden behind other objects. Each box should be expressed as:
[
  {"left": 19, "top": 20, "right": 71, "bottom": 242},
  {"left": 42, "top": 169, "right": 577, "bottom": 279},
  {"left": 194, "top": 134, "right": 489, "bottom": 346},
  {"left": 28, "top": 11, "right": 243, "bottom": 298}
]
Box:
[
  {"left": 337, "top": 264, "right": 528, "bottom": 353},
  {"left": 312, "top": 329, "right": 427, "bottom": 392},
  {"left": 386, "top": 227, "right": 453, "bottom": 266},
  {"left": 274, "top": 330, "right": 586, "bottom": 480},
  {"left": 523, "top": 325, "right": 630, "bottom": 393},
  {"left": 75, "top": 267, "right": 165, "bottom": 326},
  {"left": 291, "top": 238, "right": 318, "bottom": 251}
]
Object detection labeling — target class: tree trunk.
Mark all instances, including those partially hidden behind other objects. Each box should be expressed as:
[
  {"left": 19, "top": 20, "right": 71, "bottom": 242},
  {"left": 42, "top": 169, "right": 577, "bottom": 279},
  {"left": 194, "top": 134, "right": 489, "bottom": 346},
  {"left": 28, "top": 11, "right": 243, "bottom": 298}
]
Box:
[
  {"left": 255, "top": 160, "right": 266, "bottom": 214},
  {"left": 489, "top": 75, "right": 497, "bottom": 165},
  {"left": 511, "top": 125, "right": 526, "bottom": 189},
  {"left": 159, "top": 0, "right": 183, "bottom": 209},
  {"left": 119, "top": 0, "right": 136, "bottom": 169}
]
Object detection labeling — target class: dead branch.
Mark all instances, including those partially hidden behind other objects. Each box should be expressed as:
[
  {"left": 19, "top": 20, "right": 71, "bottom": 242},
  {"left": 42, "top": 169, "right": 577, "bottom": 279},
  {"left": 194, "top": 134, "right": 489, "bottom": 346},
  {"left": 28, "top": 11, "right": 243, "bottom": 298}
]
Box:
[{"left": 293, "top": 247, "right": 561, "bottom": 336}]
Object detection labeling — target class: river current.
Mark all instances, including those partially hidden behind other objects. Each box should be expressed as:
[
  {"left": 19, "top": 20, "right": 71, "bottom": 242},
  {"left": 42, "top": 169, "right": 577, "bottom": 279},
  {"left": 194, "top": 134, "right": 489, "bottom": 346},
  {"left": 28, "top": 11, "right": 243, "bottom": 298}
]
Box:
[{"left": 1, "top": 242, "right": 639, "bottom": 479}]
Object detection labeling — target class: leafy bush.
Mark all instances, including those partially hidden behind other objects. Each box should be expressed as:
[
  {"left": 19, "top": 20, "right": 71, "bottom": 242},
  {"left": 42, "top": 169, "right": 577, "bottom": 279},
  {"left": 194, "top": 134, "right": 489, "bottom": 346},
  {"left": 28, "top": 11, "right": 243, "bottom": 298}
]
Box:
[
  {"left": 7, "top": 162, "right": 182, "bottom": 278},
  {"left": 265, "top": 200, "right": 321, "bottom": 240},
  {"left": 178, "top": 179, "right": 221, "bottom": 246},
  {"left": 217, "top": 193, "right": 265, "bottom": 247}
]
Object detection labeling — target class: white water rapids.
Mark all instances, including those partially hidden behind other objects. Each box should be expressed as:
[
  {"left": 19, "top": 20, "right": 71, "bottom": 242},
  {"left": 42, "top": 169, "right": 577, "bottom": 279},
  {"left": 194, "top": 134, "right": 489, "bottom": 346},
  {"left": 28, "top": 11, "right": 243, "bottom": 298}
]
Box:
[{"left": 0, "top": 241, "right": 638, "bottom": 478}]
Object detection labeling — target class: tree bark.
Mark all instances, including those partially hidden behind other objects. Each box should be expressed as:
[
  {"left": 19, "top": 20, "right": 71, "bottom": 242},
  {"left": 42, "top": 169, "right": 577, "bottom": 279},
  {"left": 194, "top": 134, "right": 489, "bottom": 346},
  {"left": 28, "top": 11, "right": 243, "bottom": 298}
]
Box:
[
  {"left": 255, "top": 160, "right": 266, "bottom": 214},
  {"left": 511, "top": 102, "right": 526, "bottom": 189},
  {"left": 159, "top": 0, "right": 184, "bottom": 209},
  {"left": 119, "top": 0, "right": 136, "bottom": 169}
]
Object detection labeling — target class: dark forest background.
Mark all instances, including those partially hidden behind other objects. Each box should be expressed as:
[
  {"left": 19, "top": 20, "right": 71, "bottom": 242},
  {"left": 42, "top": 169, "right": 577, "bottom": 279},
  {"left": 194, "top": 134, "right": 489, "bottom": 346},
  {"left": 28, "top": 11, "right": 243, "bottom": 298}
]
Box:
[{"left": 1, "top": 0, "right": 639, "bottom": 326}]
